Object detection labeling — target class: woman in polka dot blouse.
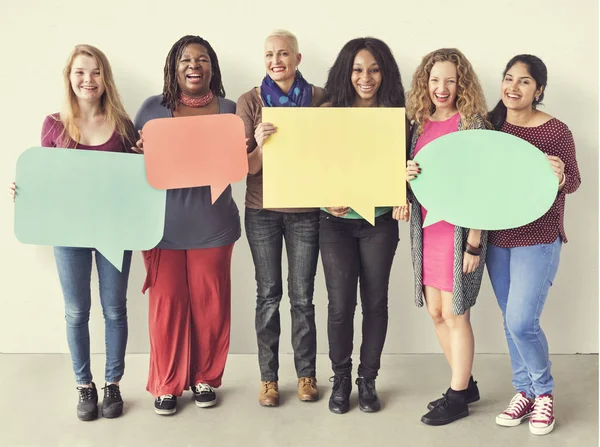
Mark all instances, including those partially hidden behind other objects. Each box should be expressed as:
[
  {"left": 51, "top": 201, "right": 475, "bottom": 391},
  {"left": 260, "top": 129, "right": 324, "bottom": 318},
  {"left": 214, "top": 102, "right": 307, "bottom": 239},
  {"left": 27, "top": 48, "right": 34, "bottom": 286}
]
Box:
[{"left": 486, "top": 54, "right": 581, "bottom": 436}]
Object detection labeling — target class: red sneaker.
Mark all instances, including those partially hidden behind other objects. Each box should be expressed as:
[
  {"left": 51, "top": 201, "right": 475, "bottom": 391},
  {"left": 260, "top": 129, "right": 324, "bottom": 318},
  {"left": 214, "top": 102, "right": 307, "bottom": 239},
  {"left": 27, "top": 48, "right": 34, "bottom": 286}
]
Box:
[
  {"left": 495, "top": 392, "right": 534, "bottom": 427},
  {"left": 529, "top": 394, "right": 555, "bottom": 435}
]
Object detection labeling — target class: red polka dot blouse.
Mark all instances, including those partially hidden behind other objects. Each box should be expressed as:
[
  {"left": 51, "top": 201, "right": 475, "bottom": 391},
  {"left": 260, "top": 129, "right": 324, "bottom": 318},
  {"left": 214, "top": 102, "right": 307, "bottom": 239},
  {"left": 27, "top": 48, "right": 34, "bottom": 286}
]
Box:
[{"left": 488, "top": 118, "right": 581, "bottom": 248}]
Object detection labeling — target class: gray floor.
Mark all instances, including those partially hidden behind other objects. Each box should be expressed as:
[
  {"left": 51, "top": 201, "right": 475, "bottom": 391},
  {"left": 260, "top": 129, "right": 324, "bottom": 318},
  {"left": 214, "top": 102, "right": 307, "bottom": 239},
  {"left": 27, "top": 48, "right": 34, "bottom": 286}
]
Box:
[{"left": 1, "top": 354, "right": 597, "bottom": 447}]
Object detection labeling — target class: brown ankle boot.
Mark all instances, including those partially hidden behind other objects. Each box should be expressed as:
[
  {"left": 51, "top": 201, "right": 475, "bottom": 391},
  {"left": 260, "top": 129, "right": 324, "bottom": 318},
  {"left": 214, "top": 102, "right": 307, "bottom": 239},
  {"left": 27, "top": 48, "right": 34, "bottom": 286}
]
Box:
[
  {"left": 298, "top": 377, "right": 319, "bottom": 402},
  {"left": 259, "top": 381, "right": 279, "bottom": 407}
]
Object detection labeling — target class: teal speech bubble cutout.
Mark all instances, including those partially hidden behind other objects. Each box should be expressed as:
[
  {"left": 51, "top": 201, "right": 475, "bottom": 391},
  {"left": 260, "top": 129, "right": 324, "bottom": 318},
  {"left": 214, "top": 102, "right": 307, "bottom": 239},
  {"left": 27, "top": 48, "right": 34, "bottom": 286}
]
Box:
[
  {"left": 410, "top": 130, "right": 557, "bottom": 230},
  {"left": 14, "top": 147, "right": 166, "bottom": 270}
]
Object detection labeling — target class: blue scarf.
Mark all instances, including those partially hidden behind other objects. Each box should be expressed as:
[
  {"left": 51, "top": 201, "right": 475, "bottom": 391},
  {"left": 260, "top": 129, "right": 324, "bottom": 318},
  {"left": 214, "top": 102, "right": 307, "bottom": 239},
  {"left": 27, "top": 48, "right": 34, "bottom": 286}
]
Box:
[{"left": 260, "top": 71, "right": 313, "bottom": 107}]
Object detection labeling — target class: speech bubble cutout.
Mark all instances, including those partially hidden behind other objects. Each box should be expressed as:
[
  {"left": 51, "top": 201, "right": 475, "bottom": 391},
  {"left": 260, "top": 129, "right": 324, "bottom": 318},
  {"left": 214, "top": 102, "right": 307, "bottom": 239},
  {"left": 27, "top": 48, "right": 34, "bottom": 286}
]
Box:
[
  {"left": 14, "top": 147, "right": 166, "bottom": 270},
  {"left": 262, "top": 108, "right": 406, "bottom": 225},
  {"left": 142, "top": 114, "right": 248, "bottom": 203},
  {"left": 410, "top": 129, "right": 557, "bottom": 230}
]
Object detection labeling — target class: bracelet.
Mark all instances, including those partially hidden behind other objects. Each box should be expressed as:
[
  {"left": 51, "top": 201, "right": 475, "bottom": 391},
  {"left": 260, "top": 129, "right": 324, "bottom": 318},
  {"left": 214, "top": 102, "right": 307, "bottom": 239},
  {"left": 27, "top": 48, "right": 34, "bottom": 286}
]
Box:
[{"left": 465, "top": 242, "right": 482, "bottom": 256}]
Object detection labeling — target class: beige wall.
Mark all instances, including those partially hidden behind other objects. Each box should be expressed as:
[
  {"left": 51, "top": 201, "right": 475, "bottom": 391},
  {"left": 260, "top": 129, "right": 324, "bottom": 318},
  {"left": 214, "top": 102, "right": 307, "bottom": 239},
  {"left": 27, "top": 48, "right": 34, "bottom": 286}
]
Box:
[{"left": 0, "top": 0, "right": 597, "bottom": 355}]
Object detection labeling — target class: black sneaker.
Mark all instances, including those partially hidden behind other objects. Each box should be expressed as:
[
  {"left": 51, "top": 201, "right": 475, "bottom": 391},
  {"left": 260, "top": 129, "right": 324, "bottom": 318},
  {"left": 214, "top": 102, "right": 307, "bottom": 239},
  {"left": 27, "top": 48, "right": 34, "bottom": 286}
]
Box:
[
  {"left": 356, "top": 377, "right": 381, "bottom": 413},
  {"left": 328, "top": 375, "right": 352, "bottom": 414},
  {"left": 191, "top": 383, "right": 217, "bottom": 408},
  {"left": 427, "top": 377, "right": 480, "bottom": 410},
  {"left": 421, "top": 391, "right": 469, "bottom": 426},
  {"left": 76, "top": 382, "right": 98, "bottom": 421},
  {"left": 154, "top": 395, "right": 177, "bottom": 415},
  {"left": 101, "top": 383, "right": 123, "bottom": 418}
]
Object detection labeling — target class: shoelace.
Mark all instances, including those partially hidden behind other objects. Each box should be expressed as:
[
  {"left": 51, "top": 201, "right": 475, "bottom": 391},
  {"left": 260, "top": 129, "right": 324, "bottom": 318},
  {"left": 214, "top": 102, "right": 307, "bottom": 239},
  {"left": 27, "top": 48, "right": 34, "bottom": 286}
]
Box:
[
  {"left": 299, "top": 378, "right": 316, "bottom": 389},
  {"left": 355, "top": 378, "right": 375, "bottom": 397},
  {"left": 262, "top": 381, "right": 277, "bottom": 392},
  {"left": 432, "top": 394, "right": 450, "bottom": 411},
  {"left": 531, "top": 395, "right": 553, "bottom": 422},
  {"left": 503, "top": 392, "right": 531, "bottom": 417},
  {"left": 77, "top": 386, "right": 95, "bottom": 402},
  {"left": 329, "top": 375, "right": 350, "bottom": 391},
  {"left": 102, "top": 384, "right": 120, "bottom": 400},
  {"left": 158, "top": 394, "right": 174, "bottom": 404},
  {"left": 195, "top": 383, "right": 214, "bottom": 394}
]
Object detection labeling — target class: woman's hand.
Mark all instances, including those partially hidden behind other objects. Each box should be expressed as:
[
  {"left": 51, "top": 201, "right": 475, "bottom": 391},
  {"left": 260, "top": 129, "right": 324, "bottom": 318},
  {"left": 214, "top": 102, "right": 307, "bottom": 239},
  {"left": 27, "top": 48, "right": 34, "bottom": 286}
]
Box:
[
  {"left": 131, "top": 130, "right": 143, "bottom": 153},
  {"left": 326, "top": 206, "right": 350, "bottom": 218},
  {"left": 547, "top": 155, "right": 565, "bottom": 183},
  {"left": 463, "top": 252, "right": 480, "bottom": 274},
  {"left": 255, "top": 122, "right": 277, "bottom": 149},
  {"left": 8, "top": 181, "right": 16, "bottom": 202},
  {"left": 392, "top": 201, "right": 410, "bottom": 222},
  {"left": 406, "top": 160, "right": 421, "bottom": 182}
]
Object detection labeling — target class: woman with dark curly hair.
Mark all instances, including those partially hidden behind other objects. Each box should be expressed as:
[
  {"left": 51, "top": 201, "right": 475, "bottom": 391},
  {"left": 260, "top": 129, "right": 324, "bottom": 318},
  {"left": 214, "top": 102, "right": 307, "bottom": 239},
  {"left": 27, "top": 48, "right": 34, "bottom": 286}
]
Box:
[
  {"left": 320, "top": 37, "right": 408, "bottom": 415},
  {"left": 405, "top": 48, "right": 489, "bottom": 426},
  {"left": 133, "top": 35, "right": 240, "bottom": 416}
]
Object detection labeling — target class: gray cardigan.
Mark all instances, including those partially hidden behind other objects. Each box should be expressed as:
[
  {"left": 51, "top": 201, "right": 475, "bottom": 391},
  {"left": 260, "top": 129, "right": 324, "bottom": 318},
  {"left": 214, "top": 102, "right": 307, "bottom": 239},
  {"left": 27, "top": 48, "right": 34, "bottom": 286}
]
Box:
[{"left": 407, "top": 115, "right": 488, "bottom": 315}]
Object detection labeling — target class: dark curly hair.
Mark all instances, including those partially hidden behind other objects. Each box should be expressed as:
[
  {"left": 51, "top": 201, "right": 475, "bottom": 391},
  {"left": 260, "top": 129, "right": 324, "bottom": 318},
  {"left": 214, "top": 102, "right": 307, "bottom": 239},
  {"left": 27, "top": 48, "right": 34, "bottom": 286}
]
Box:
[{"left": 160, "top": 35, "right": 226, "bottom": 111}]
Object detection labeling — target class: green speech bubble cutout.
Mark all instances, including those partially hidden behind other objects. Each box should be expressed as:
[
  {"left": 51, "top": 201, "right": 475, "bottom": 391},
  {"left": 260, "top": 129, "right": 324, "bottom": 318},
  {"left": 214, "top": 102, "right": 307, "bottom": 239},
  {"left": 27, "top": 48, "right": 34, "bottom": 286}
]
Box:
[
  {"left": 14, "top": 147, "right": 166, "bottom": 270},
  {"left": 410, "top": 130, "right": 557, "bottom": 230}
]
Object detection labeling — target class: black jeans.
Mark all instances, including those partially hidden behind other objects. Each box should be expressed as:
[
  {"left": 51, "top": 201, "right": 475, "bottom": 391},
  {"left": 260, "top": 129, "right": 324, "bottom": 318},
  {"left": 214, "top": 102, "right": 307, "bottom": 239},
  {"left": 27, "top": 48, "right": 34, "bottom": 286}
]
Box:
[
  {"left": 319, "top": 210, "right": 399, "bottom": 379},
  {"left": 245, "top": 208, "right": 320, "bottom": 381}
]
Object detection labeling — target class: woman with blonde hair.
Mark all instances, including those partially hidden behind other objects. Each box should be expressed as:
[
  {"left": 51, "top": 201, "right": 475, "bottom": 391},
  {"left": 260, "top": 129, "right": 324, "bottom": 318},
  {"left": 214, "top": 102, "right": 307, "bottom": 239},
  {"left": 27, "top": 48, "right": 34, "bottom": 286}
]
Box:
[
  {"left": 236, "top": 29, "right": 325, "bottom": 407},
  {"left": 405, "top": 48, "right": 488, "bottom": 426},
  {"left": 9, "top": 44, "right": 136, "bottom": 421}
]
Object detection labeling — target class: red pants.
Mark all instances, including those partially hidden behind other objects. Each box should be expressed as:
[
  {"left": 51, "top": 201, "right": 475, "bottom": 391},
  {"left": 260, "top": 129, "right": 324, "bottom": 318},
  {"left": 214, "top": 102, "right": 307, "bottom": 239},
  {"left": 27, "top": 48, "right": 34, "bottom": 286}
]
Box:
[{"left": 142, "top": 244, "right": 234, "bottom": 397}]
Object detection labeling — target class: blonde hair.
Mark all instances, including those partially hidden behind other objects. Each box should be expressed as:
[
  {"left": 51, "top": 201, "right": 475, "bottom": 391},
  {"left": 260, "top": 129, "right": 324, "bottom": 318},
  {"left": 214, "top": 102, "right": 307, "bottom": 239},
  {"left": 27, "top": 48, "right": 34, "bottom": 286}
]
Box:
[
  {"left": 57, "top": 44, "right": 135, "bottom": 148},
  {"left": 407, "top": 48, "right": 489, "bottom": 134},
  {"left": 264, "top": 29, "right": 299, "bottom": 55}
]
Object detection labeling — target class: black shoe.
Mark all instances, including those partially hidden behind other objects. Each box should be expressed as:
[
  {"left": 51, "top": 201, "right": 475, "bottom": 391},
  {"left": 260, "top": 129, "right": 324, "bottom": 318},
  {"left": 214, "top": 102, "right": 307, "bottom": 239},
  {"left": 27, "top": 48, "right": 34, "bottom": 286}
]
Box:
[
  {"left": 328, "top": 375, "right": 352, "bottom": 414},
  {"left": 101, "top": 383, "right": 123, "bottom": 418},
  {"left": 191, "top": 383, "right": 217, "bottom": 408},
  {"left": 427, "top": 377, "right": 480, "bottom": 410},
  {"left": 76, "top": 382, "right": 98, "bottom": 421},
  {"left": 421, "top": 391, "right": 469, "bottom": 426},
  {"left": 154, "top": 395, "right": 177, "bottom": 415},
  {"left": 356, "top": 377, "right": 381, "bottom": 413}
]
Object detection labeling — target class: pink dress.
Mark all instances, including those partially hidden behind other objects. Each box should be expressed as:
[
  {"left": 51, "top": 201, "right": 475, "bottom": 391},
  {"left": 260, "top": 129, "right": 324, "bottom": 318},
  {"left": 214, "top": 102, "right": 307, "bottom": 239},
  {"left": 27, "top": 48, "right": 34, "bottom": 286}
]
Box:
[{"left": 413, "top": 113, "right": 461, "bottom": 292}]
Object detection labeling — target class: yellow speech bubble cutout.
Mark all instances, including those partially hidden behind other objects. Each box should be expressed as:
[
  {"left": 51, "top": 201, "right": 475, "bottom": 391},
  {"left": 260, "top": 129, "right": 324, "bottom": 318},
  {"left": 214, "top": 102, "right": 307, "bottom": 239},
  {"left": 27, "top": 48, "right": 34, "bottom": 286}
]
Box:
[{"left": 262, "top": 108, "right": 406, "bottom": 225}]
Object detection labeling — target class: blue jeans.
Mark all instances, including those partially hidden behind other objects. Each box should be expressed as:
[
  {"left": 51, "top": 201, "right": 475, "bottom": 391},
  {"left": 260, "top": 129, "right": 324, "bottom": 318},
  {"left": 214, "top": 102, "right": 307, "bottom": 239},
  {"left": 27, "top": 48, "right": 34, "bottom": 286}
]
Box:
[
  {"left": 54, "top": 247, "right": 132, "bottom": 385},
  {"left": 486, "top": 237, "right": 561, "bottom": 398},
  {"left": 245, "top": 208, "right": 320, "bottom": 381}
]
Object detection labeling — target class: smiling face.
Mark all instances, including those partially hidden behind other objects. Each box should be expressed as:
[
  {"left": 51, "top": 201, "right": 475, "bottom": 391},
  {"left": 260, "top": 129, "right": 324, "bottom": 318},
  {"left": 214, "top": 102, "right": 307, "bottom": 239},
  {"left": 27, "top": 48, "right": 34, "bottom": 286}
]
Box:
[
  {"left": 351, "top": 49, "right": 382, "bottom": 105},
  {"left": 501, "top": 62, "right": 543, "bottom": 112},
  {"left": 69, "top": 54, "right": 105, "bottom": 103},
  {"left": 177, "top": 43, "right": 212, "bottom": 97},
  {"left": 428, "top": 61, "right": 458, "bottom": 112},
  {"left": 264, "top": 36, "right": 301, "bottom": 83}
]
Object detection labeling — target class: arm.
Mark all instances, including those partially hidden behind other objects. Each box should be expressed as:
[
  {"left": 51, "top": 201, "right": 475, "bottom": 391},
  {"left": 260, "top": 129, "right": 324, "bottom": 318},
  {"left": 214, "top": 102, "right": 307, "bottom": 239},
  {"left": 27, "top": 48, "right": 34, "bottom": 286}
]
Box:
[
  {"left": 556, "top": 128, "right": 581, "bottom": 195},
  {"left": 41, "top": 115, "right": 59, "bottom": 147}
]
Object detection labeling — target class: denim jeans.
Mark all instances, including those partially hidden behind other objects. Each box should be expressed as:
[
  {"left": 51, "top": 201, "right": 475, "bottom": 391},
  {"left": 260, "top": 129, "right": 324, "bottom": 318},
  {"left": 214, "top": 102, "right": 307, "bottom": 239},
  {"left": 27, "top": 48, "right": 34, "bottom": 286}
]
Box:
[
  {"left": 486, "top": 237, "right": 562, "bottom": 398},
  {"left": 319, "top": 210, "right": 399, "bottom": 379},
  {"left": 245, "top": 208, "right": 320, "bottom": 381},
  {"left": 54, "top": 247, "right": 132, "bottom": 385}
]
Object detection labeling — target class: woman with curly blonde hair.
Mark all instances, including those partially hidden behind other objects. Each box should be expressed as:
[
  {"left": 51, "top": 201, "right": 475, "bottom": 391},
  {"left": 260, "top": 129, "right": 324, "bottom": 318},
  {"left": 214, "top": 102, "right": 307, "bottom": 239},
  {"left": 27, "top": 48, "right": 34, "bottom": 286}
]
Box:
[{"left": 405, "top": 48, "right": 489, "bottom": 426}]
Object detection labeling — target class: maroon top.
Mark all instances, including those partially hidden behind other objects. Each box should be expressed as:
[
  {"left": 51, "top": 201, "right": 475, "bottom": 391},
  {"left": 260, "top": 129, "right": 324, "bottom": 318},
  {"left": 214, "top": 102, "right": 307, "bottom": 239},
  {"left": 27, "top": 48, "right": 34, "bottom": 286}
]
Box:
[
  {"left": 41, "top": 114, "right": 130, "bottom": 152},
  {"left": 488, "top": 118, "right": 581, "bottom": 247}
]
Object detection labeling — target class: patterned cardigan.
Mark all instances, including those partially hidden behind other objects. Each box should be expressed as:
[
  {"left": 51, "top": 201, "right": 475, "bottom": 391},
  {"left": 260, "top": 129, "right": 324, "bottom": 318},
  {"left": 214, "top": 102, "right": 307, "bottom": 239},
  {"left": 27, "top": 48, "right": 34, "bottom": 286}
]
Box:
[{"left": 407, "top": 115, "right": 488, "bottom": 315}]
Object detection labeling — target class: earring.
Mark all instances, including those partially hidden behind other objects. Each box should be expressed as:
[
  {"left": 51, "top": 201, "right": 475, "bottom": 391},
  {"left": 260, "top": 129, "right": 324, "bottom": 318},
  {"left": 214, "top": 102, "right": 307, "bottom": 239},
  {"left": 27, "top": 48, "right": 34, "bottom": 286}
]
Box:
[{"left": 535, "top": 96, "right": 540, "bottom": 101}]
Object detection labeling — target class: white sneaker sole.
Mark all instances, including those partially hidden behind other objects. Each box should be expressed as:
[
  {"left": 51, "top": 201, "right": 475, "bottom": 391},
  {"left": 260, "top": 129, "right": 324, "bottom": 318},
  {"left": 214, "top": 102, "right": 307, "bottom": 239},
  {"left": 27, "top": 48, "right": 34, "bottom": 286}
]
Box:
[
  {"left": 496, "top": 412, "right": 531, "bottom": 427},
  {"left": 154, "top": 407, "right": 176, "bottom": 416},
  {"left": 530, "top": 419, "right": 555, "bottom": 435},
  {"left": 196, "top": 399, "right": 217, "bottom": 408}
]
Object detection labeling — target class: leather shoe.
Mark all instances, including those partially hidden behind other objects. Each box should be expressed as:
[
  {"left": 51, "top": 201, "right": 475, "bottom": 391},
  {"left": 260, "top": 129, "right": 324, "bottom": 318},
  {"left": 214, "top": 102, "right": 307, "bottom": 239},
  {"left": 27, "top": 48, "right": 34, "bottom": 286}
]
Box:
[
  {"left": 298, "top": 377, "right": 319, "bottom": 402},
  {"left": 258, "top": 381, "right": 279, "bottom": 407}
]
